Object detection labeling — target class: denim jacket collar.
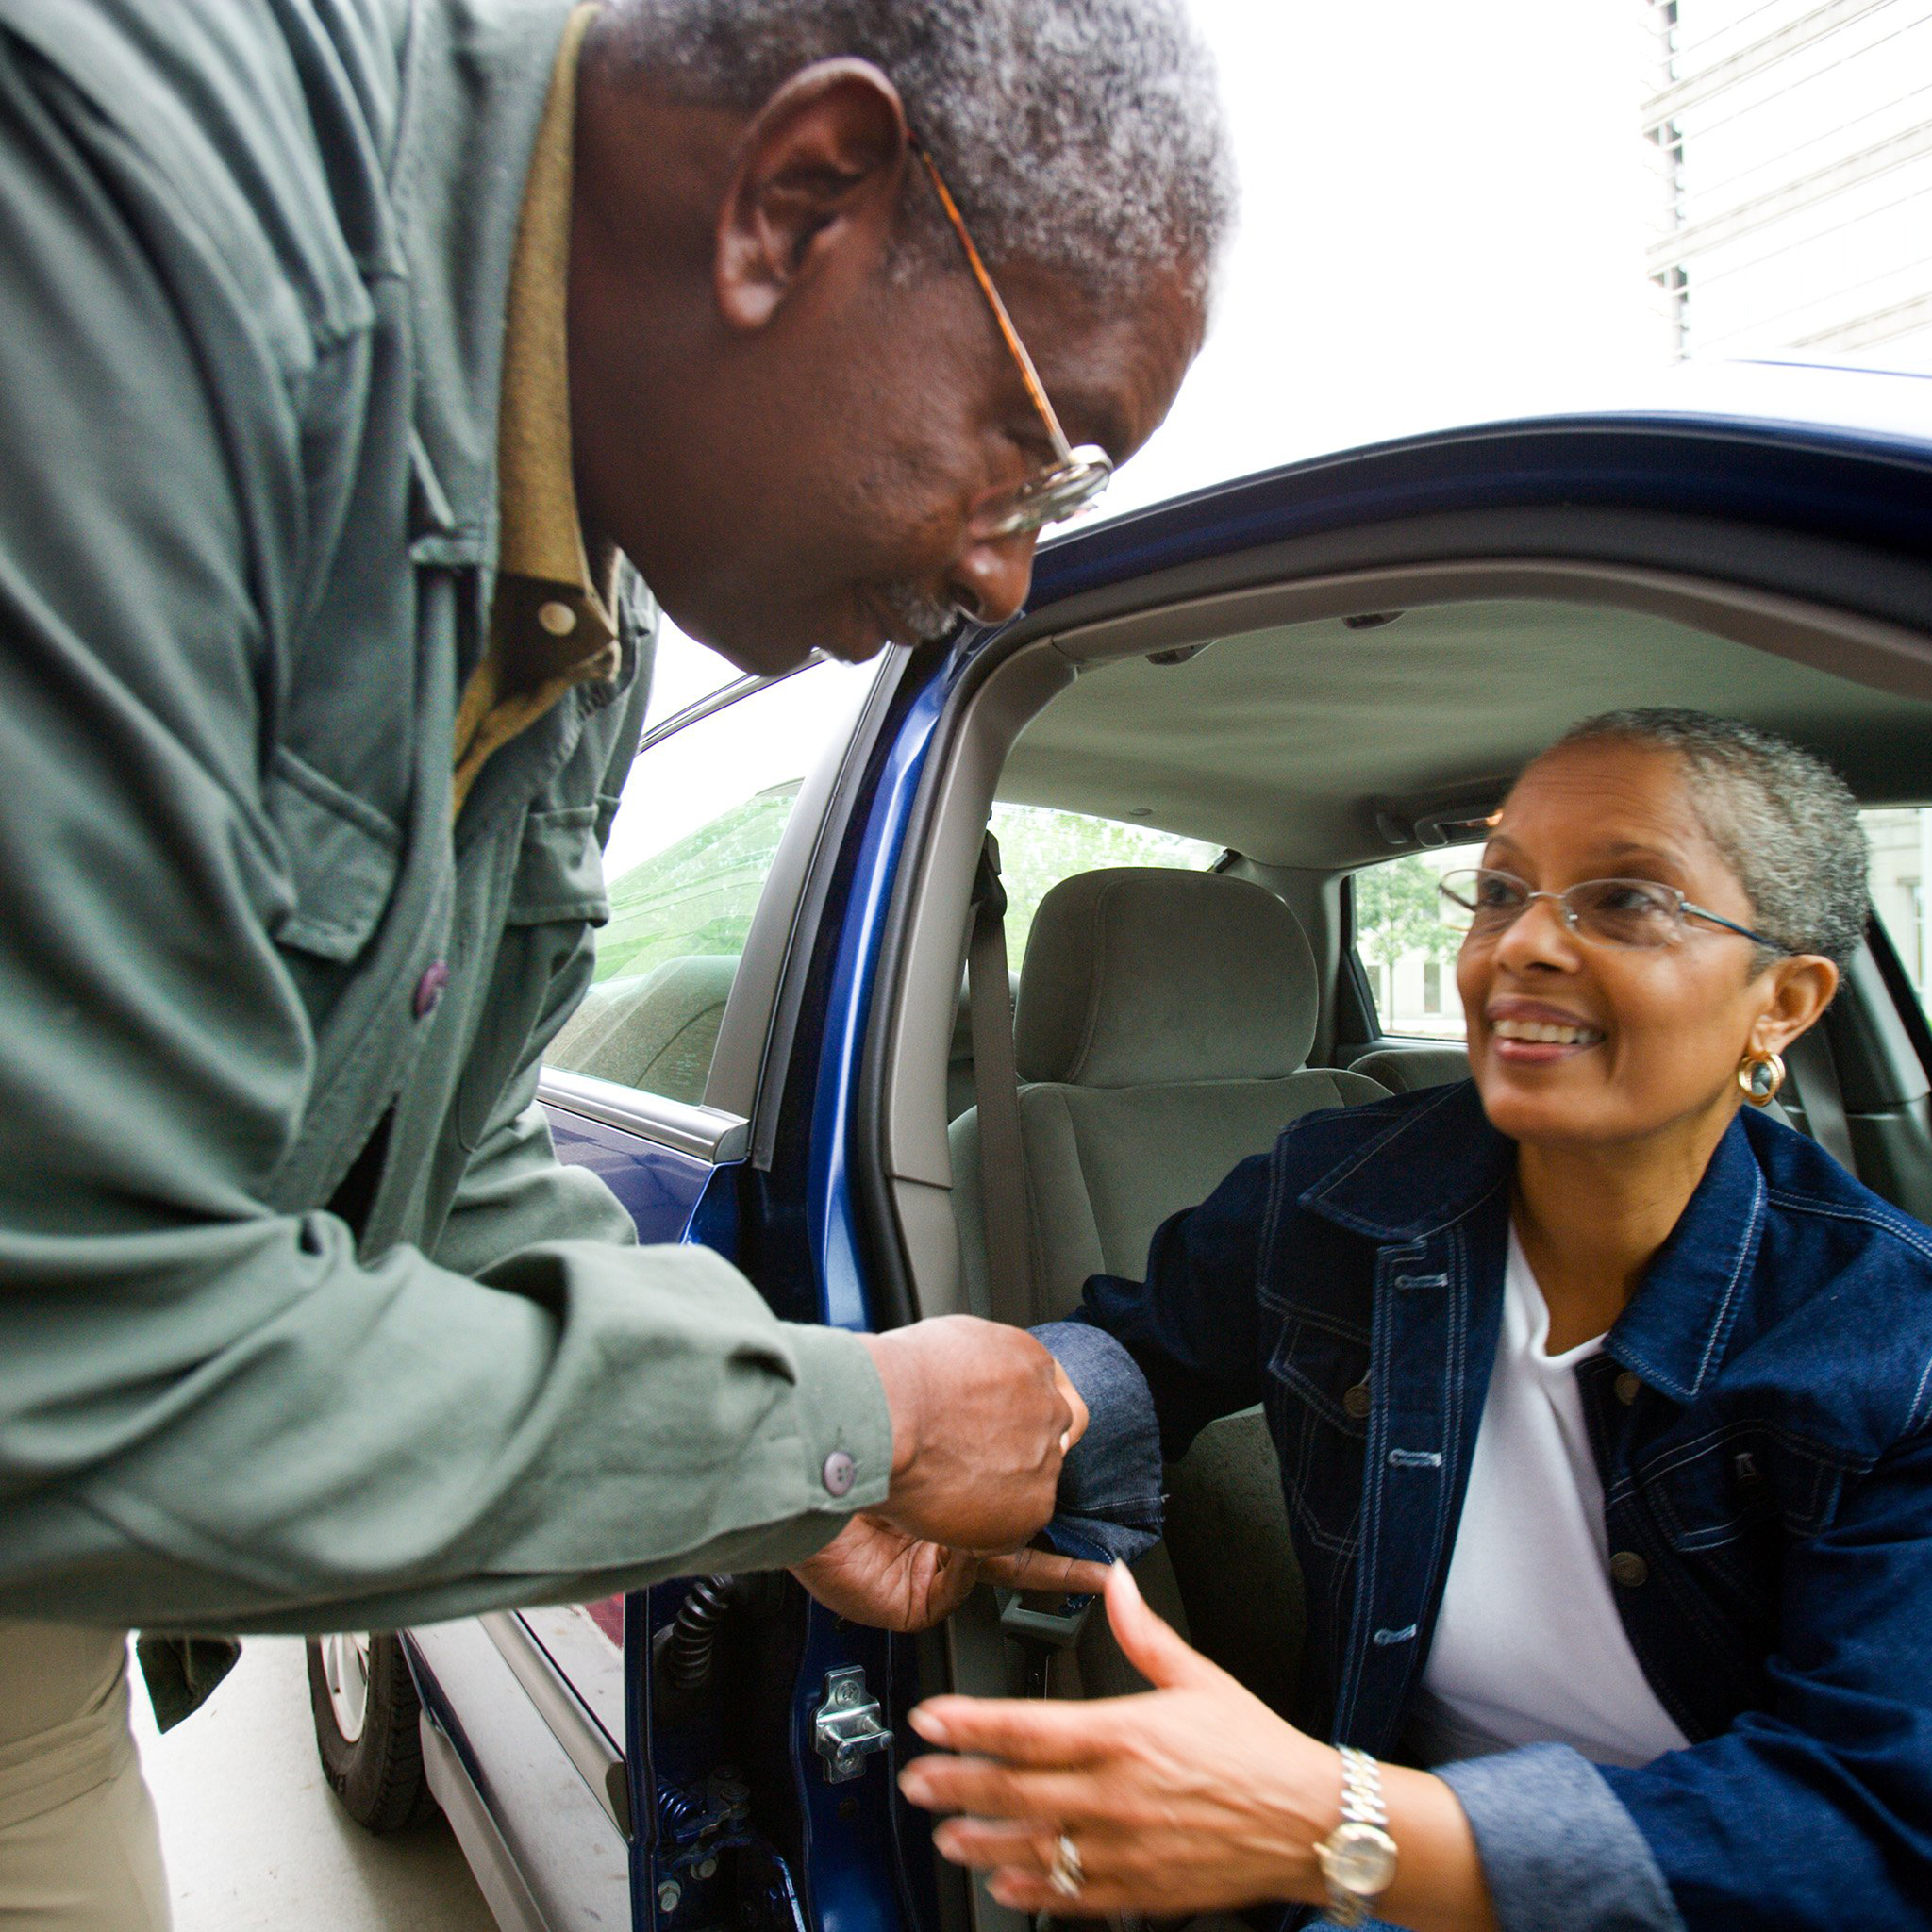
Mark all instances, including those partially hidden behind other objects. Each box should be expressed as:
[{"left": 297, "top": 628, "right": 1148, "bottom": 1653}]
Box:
[
  {"left": 1300, "top": 1079, "right": 1512, "bottom": 1241},
  {"left": 1607, "top": 1112, "right": 1767, "bottom": 1405},
  {"left": 1302, "top": 1079, "right": 1770, "bottom": 1407}
]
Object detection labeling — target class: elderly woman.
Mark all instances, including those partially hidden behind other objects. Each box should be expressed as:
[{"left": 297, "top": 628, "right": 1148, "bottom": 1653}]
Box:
[{"left": 896, "top": 708, "right": 1932, "bottom": 1932}]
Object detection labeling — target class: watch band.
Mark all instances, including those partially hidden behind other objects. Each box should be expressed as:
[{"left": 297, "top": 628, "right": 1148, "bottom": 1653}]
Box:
[
  {"left": 1341, "top": 1745, "right": 1388, "bottom": 1830},
  {"left": 1313, "top": 1746, "right": 1398, "bottom": 1927}
]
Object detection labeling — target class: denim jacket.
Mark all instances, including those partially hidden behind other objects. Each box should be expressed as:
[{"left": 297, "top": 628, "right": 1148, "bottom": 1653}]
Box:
[{"left": 1041, "top": 1079, "right": 1932, "bottom": 1932}]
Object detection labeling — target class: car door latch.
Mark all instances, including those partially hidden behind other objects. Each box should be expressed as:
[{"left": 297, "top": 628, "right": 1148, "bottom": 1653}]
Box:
[{"left": 812, "top": 1666, "right": 891, "bottom": 1782}]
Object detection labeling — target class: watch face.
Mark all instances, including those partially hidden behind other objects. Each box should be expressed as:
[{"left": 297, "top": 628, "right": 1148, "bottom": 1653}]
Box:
[{"left": 1324, "top": 1822, "right": 1398, "bottom": 1894}]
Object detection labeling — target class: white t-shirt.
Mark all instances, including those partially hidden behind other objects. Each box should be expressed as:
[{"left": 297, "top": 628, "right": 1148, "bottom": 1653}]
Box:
[{"left": 1410, "top": 1226, "right": 1691, "bottom": 1771}]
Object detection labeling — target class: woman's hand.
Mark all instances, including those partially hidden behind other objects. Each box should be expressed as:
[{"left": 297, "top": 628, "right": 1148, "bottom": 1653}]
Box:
[
  {"left": 791, "top": 1517, "right": 1110, "bottom": 1633},
  {"left": 897, "top": 1562, "right": 1343, "bottom": 1914}
]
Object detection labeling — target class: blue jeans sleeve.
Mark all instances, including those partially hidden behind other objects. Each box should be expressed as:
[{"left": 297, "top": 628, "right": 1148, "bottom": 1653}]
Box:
[
  {"left": 1437, "top": 1745, "right": 1684, "bottom": 1932},
  {"left": 1033, "top": 1320, "right": 1165, "bottom": 1567}
]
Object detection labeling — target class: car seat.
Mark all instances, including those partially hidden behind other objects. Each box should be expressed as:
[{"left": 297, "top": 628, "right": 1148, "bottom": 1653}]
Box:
[
  {"left": 950, "top": 867, "right": 1389, "bottom": 1711},
  {"left": 545, "top": 955, "right": 738, "bottom": 1103}
]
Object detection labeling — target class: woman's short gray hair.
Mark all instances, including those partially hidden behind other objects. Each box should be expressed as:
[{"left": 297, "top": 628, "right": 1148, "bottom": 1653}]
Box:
[
  {"left": 1547, "top": 708, "right": 1869, "bottom": 971},
  {"left": 593, "top": 0, "right": 1236, "bottom": 303}
]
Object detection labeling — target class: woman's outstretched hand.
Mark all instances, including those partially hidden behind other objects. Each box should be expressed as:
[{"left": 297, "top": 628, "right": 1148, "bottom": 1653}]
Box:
[
  {"left": 897, "top": 1561, "right": 1343, "bottom": 1913},
  {"left": 897, "top": 1564, "right": 1497, "bottom": 1932},
  {"left": 791, "top": 1517, "right": 1110, "bottom": 1633}
]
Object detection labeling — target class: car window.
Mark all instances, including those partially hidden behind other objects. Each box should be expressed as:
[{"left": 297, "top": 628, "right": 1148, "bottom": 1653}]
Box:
[
  {"left": 545, "top": 642, "right": 874, "bottom": 1106},
  {"left": 1863, "top": 807, "right": 1932, "bottom": 1022},
  {"left": 641, "top": 617, "right": 744, "bottom": 735},
  {"left": 988, "top": 802, "right": 1223, "bottom": 962},
  {"left": 1352, "top": 843, "right": 1485, "bottom": 1040}
]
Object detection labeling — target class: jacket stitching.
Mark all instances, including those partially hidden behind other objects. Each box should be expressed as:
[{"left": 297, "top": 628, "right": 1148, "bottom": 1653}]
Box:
[
  {"left": 1764, "top": 1187, "right": 1932, "bottom": 1263},
  {"left": 1690, "top": 1169, "right": 1765, "bottom": 1396}
]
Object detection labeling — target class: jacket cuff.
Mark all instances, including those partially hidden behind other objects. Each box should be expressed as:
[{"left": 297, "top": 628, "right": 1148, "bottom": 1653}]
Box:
[
  {"left": 1437, "top": 1744, "right": 1684, "bottom": 1932},
  {"left": 780, "top": 1323, "right": 896, "bottom": 1523},
  {"left": 1033, "top": 1320, "right": 1165, "bottom": 1565}
]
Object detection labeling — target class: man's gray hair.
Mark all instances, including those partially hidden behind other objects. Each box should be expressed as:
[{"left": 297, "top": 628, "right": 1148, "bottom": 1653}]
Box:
[
  {"left": 1549, "top": 708, "right": 1869, "bottom": 971},
  {"left": 594, "top": 0, "right": 1236, "bottom": 302}
]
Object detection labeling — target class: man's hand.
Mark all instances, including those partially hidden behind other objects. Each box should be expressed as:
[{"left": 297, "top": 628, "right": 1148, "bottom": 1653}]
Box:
[
  {"left": 793, "top": 1515, "right": 1111, "bottom": 1632},
  {"left": 858, "top": 1318, "right": 1088, "bottom": 1552}
]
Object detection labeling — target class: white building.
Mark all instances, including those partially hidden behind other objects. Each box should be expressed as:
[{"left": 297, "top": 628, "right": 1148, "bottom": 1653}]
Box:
[{"left": 1642, "top": 0, "right": 1932, "bottom": 364}]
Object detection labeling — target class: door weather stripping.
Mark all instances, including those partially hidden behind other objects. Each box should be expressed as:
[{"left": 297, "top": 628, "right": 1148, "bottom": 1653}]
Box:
[{"left": 812, "top": 1667, "right": 892, "bottom": 1782}]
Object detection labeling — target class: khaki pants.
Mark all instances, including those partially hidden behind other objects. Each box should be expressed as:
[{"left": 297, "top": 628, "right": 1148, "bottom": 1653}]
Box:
[{"left": 0, "top": 1625, "right": 170, "bottom": 1931}]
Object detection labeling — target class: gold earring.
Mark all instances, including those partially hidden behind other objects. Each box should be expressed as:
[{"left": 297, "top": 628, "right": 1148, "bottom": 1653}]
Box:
[{"left": 1737, "top": 1049, "right": 1786, "bottom": 1105}]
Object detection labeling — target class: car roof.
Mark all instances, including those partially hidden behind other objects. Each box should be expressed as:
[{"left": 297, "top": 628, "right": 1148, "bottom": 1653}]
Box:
[{"left": 988, "top": 362, "right": 1932, "bottom": 869}]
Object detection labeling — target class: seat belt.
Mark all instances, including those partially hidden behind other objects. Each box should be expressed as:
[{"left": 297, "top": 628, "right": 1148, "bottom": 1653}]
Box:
[
  {"left": 968, "top": 832, "right": 1038, "bottom": 1327},
  {"left": 968, "top": 841, "right": 1100, "bottom": 1715},
  {"left": 1785, "top": 1025, "right": 1858, "bottom": 1176}
]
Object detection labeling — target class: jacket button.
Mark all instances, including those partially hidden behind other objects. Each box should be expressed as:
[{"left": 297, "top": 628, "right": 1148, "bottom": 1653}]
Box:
[
  {"left": 413, "top": 960, "right": 450, "bottom": 1018},
  {"left": 538, "top": 598, "right": 577, "bottom": 637},
  {"left": 1342, "top": 1382, "right": 1372, "bottom": 1421},
  {"left": 821, "top": 1450, "right": 857, "bottom": 1498},
  {"left": 1609, "top": 1550, "right": 1649, "bottom": 1589},
  {"left": 1614, "top": 1371, "right": 1641, "bottom": 1406}
]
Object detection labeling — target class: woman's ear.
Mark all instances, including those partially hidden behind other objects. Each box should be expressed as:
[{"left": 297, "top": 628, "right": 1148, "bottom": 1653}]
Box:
[
  {"left": 714, "top": 58, "right": 909, "bottom": 332},
  {"left": 1755, "top": 954, "right": 1840, "bottom": 1058}
]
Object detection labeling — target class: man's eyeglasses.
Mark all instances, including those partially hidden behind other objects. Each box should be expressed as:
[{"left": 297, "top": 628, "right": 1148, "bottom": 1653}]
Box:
[
  {"left": 909, "top": 137, "right": 1113, "bottom": 539},
  {"left": 1439, "top": 867, "right": 1791, "bottom": 954}
]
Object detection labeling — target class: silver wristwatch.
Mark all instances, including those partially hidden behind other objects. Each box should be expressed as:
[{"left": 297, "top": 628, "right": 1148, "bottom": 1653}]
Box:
[{"left": 1313, "top": 1745, "right": 1398, "bottom": 1927}]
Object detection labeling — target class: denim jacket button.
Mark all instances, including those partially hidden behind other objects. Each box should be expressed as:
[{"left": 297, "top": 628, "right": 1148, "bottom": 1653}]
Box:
[
  {"left": 1614, "top": 1371, "right": 1641, "bottom": 1406},
  {"left": 1610, "top": 1549, "right": 1650, "bottom": 1589},
  {"left": 1342, "top": 1381, "right": 1372, "bottom": 1421}
]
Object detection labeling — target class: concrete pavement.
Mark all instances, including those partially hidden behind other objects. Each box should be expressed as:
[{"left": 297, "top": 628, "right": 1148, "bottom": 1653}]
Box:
[{"left": 132, "top": 1638, "right": 497, "bottom": 1932}]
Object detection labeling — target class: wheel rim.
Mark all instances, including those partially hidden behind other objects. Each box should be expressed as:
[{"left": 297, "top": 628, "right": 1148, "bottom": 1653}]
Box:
[{"left": 321, "top": 1631, "right": 373, "bottom": 1743}]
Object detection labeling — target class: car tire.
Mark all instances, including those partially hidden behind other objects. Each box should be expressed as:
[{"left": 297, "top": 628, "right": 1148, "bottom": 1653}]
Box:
[{"left": 306, "top": 1631, "right": 438, "bottom": 1833}]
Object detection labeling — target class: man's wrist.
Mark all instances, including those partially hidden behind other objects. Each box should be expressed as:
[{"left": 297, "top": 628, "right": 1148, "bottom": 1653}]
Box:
[{"left": 855, "top": 1332, "right": 921, "bottom": 1482}]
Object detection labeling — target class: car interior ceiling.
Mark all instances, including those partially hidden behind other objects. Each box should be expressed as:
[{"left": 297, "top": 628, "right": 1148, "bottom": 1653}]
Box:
[{"left": 870, "top": 564, "right": 1932, "bottom": 1769}]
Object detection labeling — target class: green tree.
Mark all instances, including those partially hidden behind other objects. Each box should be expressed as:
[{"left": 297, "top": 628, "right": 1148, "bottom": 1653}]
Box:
[{"left": 1354, "top": 856, "right": 1458, "bottom": 1017}]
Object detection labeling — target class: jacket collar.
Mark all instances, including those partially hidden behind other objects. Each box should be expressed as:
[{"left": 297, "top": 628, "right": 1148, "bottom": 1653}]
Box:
[
  {"left": 390, "top": 0, "right": 579, "bottom": 561},
  {"left": 1301, "top": 1079, "right": 1513, "bottom": 1241},
  {"left": 1606, "top": 1112, "right": 1766, "bottom": 1405},
  {"left": 1303, "top": 1079, "right": 1768, "bottom": 1405}
]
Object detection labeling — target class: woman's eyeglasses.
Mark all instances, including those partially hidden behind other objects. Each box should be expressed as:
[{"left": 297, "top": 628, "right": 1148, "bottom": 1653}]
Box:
[
  {"left": 1439, "top": 867, "right": 1790, "bottom": 954},
  {"left": 908, "top": 136, "right": 1113, "bottom": 539}
]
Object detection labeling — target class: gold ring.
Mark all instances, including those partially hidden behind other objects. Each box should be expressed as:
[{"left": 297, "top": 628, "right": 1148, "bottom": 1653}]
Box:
[{"left": 1048, "top": 1832, "right": 1083, "bottom": 1897}]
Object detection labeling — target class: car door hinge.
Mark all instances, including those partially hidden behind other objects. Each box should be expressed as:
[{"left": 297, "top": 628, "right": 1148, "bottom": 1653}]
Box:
[{"left": 812, "top": 1666, "right": 891, "bottom": 1783}]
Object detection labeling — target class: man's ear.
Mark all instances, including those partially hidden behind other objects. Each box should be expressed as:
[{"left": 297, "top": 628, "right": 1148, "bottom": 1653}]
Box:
[
  {"left": 715, "top": 58, "right": 909, "bottom": 332},
  {"left": 1756, "top": 954, "right": 1840, "bottom": 1058}
]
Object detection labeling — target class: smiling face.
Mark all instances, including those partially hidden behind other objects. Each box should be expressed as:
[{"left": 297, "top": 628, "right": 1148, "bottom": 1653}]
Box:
[{"left": 1459, "top": 738, "right": 1832, "bottom": 1154}]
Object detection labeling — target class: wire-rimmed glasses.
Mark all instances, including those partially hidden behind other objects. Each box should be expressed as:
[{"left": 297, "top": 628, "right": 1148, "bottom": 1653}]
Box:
[
  {"left": 1439, "top": 867, "right": 1790, "bottom": 954},
  {"left": 908, "top": 136, "right": 1114, "bottom": 538}
]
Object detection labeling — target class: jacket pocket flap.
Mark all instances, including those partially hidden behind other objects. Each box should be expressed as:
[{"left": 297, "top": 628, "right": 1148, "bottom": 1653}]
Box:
[
  {"left": 506, "top": 803, "right": 610, "bottom": 926},
  {"left": 267, "top": 749, "right": 401, "bottom": 962}
]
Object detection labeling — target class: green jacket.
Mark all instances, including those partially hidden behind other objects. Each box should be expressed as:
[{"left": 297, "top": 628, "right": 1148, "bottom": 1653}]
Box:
[{"left": 0, "top": 0, "right": 891, "bottom": 1636}]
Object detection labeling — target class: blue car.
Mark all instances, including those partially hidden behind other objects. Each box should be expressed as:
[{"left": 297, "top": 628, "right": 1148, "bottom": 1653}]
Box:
[{"left": 308, "top": 361, "right": 1932, "bottom": 1932}]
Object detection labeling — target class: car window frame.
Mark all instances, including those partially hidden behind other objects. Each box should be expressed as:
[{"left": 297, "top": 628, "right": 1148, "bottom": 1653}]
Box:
[
  {"left": 536, "top": 649, "right": 901, "bottom": 1168},
  {"left": 1345, "top": 844, "right": 1483, "bottom": 1044}
]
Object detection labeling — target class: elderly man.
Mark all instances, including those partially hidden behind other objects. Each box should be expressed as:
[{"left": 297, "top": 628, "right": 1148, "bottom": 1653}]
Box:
[{"left": 0, "top": 0, "right": 1231, "bottom": 1922}]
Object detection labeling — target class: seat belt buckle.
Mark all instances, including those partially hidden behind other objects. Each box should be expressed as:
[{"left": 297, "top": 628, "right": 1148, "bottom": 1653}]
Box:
[{"left": 995, "top": 1586, "right": 1094, "bottom": 1652}]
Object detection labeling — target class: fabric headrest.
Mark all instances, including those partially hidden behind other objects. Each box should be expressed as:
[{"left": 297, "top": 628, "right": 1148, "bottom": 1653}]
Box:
[{"left": 1013, "top": 868, "right": 1320, "bottom": 1088}]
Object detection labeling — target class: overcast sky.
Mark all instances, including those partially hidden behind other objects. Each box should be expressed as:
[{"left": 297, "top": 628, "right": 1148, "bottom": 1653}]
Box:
[{"left": 1103, "top": 0, "right": 1672, "bottom": 519}]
